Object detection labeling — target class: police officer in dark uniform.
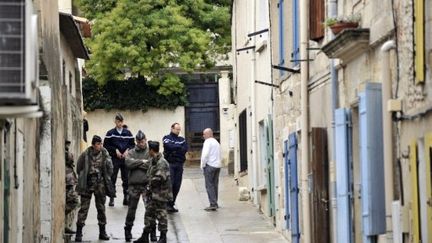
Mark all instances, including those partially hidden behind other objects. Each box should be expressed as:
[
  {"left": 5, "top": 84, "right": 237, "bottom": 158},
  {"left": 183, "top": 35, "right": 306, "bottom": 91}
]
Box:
[
  {"left": 162, "top": 123, "right": 188, "bottom": 213},
  {"left": 104, "top": 113, "right": 135, "bottom": 206},
  {"left": 75, "top": 135, "right": 114, "bottom": 242}
]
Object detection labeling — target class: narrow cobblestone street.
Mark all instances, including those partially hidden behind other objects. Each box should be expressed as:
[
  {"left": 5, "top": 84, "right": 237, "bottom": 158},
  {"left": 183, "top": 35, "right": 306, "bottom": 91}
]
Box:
[{"left": 78, "top": 167, "right": 287, "bottom": 243}]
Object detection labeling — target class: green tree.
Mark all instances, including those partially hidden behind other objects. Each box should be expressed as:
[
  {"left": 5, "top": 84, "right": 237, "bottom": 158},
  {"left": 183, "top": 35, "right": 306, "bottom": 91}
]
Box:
[{"left": 79, "top": 0, "right": 231, "bottom": 96}]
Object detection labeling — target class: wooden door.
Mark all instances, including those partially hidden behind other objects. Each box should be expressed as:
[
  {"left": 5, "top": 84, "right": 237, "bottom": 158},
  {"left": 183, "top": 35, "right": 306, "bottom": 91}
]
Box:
[{"left": 310, "top": 128, "right": 329, "bottom": 243}]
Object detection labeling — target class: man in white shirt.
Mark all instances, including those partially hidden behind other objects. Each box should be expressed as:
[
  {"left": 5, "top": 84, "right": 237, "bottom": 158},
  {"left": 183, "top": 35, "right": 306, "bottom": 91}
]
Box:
[{"left": 200, "top": 128, "right": 222, "bottom": 211}]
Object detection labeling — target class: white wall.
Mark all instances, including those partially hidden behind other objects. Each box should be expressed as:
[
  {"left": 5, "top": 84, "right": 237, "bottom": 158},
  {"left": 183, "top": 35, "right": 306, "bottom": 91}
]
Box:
[
  {"left": 58, "top": 0, "right": 72, "bottom": 14},
  {"left": 219, "top": 72, "right": 235, "bottom": 166},
  {"left": 86, "top": 107, "right": 185, "bottom": 146}
]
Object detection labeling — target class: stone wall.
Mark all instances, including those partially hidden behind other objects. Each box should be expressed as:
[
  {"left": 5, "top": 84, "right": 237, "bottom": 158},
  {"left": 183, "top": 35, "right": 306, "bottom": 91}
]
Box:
[
  {"left": 37, "top": 0, "right": 66, "bottom": 241},
  {"left": 86, "top": 108, "right": 185, "bottom": 147}
]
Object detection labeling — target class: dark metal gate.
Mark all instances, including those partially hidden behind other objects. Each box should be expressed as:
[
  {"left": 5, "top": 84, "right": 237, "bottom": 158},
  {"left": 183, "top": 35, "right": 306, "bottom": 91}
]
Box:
[{"left": 185, "top": 83, "right": 220, "bottom": 150}]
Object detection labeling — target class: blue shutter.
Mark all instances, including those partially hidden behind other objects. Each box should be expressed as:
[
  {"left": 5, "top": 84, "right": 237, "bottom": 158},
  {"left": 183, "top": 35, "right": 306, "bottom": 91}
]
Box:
[
  {"left": 288, "top": 133, "right": 300, "bottom": 243},
  {"left": 278, "top": 0, "right": 285, "bottom": 76},
  {"left": 284, "top": 139, "right": 291, "bottom": 229},
  {"left": 335, "top": 108, "right": 353, "bottom": 243},
  {"left": 359, "top": 83, "right": 386, "bottom": 237},
  {"left": 292, "top": 0, "right": 300, "bottom": 67}
]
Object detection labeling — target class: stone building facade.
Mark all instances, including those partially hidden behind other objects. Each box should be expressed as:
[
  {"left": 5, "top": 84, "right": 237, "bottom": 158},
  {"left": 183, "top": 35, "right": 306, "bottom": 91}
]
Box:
[{"left": 232, "top": 0, "right": 432, "bottom": 242}]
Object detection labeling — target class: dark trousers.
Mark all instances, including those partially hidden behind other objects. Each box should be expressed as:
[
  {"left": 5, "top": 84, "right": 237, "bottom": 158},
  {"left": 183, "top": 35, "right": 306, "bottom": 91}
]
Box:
[
  {"left": 111, "top": 158, "right": 128, "bottom": 197},
  {"left": 168, "top": 163, "right": 184, "bottom": 207},
  {"left": 204, "top": 165, "right": 220, "bottom": 207},
  {"left": 125, "top": 185, "right": 147, "bottom": 227}
]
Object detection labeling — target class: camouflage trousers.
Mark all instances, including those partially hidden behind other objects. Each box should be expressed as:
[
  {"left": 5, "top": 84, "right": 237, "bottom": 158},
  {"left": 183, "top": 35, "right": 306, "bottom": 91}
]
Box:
[
  {"left": 76, "top": 183, "right": 107, "bottom": 226},
  {"left": 144, "top": 199, "right": 168, "bottom": 233},
  {"left": 125, "top": 185, "right": 148, "bottom": 227},
  {"left": 65, "top": 186, "right": 79, "bottom": 215}
]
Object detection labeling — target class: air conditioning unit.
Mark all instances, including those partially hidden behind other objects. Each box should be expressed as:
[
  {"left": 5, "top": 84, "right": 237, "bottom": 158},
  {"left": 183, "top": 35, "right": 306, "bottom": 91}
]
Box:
[{"left": 0, "top": 0, "right": 38, "bottom": 108}]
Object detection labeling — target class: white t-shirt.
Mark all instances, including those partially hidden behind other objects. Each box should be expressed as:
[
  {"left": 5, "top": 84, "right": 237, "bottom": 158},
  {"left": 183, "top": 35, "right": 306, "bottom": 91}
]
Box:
[{"left": 200, "top": 137, "right": 221, "bottom": 169}]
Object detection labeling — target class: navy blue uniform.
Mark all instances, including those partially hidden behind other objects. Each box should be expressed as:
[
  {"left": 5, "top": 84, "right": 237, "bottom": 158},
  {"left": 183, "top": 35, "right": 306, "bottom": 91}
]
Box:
[
  {"left": 104, "top": 127, "right": 135, "bottom": 197},
  {"left": 162, "top": 132, "right": 188, "bottom": 208}
]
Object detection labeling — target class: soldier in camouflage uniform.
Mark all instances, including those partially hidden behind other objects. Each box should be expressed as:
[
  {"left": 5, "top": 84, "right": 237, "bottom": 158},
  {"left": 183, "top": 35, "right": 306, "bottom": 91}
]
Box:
[
  {"left": 124, "top": 130, "right": 155, "bottom": 242},
  {"left": 75, "top": 135, "right": 114, "bottom": 242},
  {"left": 134, "top": 141, "right": 172, "bottom": 243},
  {"left": 65, "top": 140, "right": 79, "bottom": 234}
]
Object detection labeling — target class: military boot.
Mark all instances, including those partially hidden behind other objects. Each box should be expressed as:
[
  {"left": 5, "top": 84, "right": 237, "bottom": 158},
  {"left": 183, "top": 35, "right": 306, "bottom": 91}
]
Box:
[
  {"left": 133, "top": 229, "right": 149, "bottom": 243},
  {"left": 123, "top": 194, "right": 129, "bottom": 206},
  {"left": 157, "top": 231, "right": 167, "bottom": 243},
  {"left": 109, "top": 197, "right": 115, "bottom": 207},
  {"left": 75, "top": 224, "right": 83, "bottom": 242},
  {"left": 125, "top": 225, "right": 133, "bottom": 242},
  {"left": 98, "top": 224, "right": 110, "bottom": 240},
  {"left": 150, "top": 227, "right": 157, "bottom": 242}
]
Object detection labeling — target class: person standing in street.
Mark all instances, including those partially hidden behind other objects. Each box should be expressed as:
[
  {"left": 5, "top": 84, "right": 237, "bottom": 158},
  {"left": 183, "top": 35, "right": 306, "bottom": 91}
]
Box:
[
  {"left": 162, "top": 123, "right": 188, "bottom": 213},
  {"left": 200, "top": 128, "right": 222, "bottom": 211},
  {"left": 124, "top": 130, "right": 156, "bottom": 242},
  {"left": 134, "top": 141, "right": 172, "bottom": 243},
  {"left": 65, "top": 140, "right": 79, "bottom": 234},
  {"left": 75, "top": 135, "right": 114, "bottom": 242},
  {"left": 104, "top": 113, "right": 135, "bottom": 206}
]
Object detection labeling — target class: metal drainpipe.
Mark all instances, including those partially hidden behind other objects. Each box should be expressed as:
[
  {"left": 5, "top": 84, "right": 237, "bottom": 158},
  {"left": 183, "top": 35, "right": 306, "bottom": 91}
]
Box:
[
  {"left": 300, "top": 0, "right": 311, "bottom": 242},
  {"left": 328, "top": 0, "right": 338, "bottom": 242},
  {"left": 381, "top": 40, "right": 396, "bottom": 241},
  {"left": 250, "top": 0, "right": 258, "bottom": 205}
]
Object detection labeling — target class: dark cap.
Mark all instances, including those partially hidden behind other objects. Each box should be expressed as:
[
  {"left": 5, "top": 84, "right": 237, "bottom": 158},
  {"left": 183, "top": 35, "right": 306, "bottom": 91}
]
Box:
[
  {"left": 115, "top": 113, "right": 124, "bottom": 121},
  {"left": 136, "top": 130, "right": 146, "bottom": 140},
  {"left": 91, "top": 135, "right": 102, "bottom": 145},
  {"left": 65, "top": 140, "right": 71, "bottom": 145},
  {"left": 148, "top": 141, "right": 159, "bottom": 151}
]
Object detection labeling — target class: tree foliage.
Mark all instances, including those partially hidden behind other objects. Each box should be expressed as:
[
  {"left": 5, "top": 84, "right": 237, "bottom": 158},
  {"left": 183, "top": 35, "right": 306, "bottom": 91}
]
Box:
[
  {"left": 78, "top": 0, "right": 231, "bottom": 96},
  {"left": 82, "top": 77, "right": 187, "bottom": 111}
]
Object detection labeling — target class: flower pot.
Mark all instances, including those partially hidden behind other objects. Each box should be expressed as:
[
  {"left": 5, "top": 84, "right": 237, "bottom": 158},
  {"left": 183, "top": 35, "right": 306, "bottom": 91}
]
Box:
[{"left": 330, "top": 22, "right": 359, "bottom": 35}]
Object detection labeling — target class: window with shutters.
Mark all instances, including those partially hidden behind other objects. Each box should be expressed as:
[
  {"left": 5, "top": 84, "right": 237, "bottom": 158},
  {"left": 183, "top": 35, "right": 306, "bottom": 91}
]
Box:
[
  {"left": 414, "top": 0, "right": 425, "bottom": 84},
  {"left": 287, "top": 133, "right": 300, "bottom": 243},
  {"left": 309, "top": 0, "right": 325, "bottom": 41},
  {"left": 291, "top": 0, "right": 300, "bottom": 67},
  {"left": 277, "top": 0, "right": 285, "bottom": 76},
  {"left": 277, "top": 0, "right": 300, "bottom": 77},
  {"left": 359, "top": 83, "right": 386, "bottom": 238},
  {"left": 335, "top": 108, "right": 353, "bottom": 243}
]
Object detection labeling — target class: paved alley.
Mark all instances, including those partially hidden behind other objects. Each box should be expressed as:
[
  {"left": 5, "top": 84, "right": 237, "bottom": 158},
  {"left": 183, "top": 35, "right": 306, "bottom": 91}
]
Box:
[{"left": 77, "top": 167, "right": 287, "bottom": 243}]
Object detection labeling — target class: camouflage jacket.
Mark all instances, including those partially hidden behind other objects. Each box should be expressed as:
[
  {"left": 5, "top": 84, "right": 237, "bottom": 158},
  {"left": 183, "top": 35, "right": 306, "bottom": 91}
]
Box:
[
  {"left": 76, "top": 146, "right": 113, "bottom": 196},
  {"left": 125, "top": 146, "right": 151, "bottom": 186},
  {"left": 147, "top": 153, "right": 173, "bottom": 202},
  {"left": 65, "top": 151, "right": 77, "bottom": 186},
  {"left": 66, "top": 165, "right": 77, "bottom": 186}
]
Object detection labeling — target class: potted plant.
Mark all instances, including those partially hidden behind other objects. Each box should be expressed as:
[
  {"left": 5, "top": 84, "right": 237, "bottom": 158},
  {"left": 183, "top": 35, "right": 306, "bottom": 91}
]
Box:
[{"left": 324, "top": 14, "right": 361, "bottom": 35}]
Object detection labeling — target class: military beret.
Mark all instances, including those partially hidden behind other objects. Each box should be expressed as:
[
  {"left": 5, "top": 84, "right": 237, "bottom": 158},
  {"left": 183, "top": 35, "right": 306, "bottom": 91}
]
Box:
[
  {"left": 148, "top": 141, "right": 160, "bottom": 151},
  {"left": 136, "top": 130, "right": 146, "bottom": 140},
  {"left": 91, "top": 135, "right": 102, "bottom": 145}
]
